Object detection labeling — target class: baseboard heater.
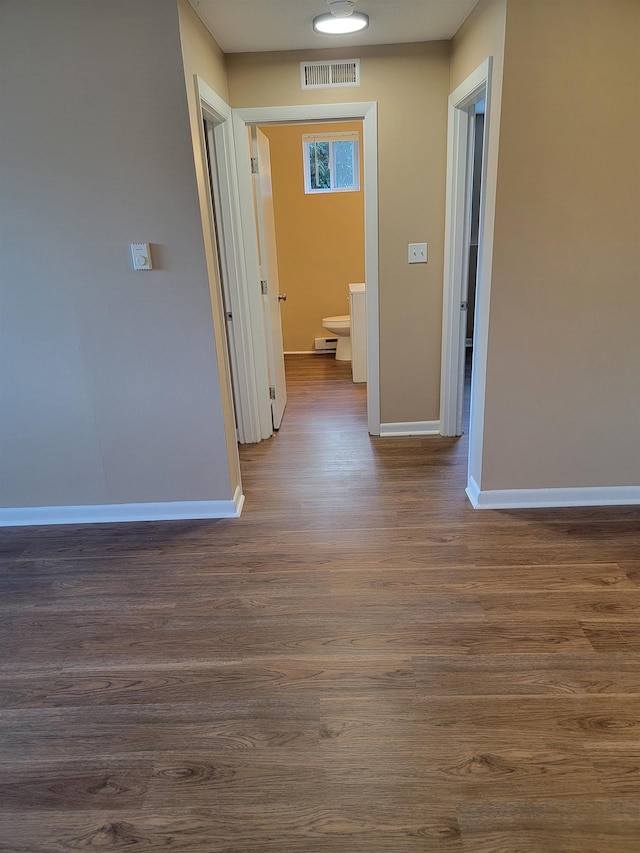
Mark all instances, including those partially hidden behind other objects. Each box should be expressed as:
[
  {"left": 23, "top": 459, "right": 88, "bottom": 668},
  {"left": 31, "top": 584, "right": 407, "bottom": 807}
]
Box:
[{"left": 315, "top": 337, "right": 338, "bottom": 352}]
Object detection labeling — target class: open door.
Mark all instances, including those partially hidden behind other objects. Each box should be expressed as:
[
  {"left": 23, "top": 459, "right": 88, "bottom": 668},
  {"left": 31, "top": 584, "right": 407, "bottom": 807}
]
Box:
[{"left": 250, "top": 126, "right": 287, "bottom": 430}]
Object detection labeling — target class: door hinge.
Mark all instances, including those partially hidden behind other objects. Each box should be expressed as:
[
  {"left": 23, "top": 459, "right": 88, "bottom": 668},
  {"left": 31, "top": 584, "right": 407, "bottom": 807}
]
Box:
[
  {"left": 261, "top": 280, "right": 268, "bottom": 296},
  {"left": 251, "top": 157, "right": 258, "bottom": 174},
  {"left": 269, "top": 386, "right": 276, "bottom": 401},
  {"left": 460, "top": 301, "right": 468, "bottom": 310}
]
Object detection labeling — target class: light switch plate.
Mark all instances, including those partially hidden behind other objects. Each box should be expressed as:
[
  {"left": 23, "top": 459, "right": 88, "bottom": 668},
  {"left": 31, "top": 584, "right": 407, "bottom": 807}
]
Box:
[{"left": 408, "top": 242, "right": 428, "bottom": 264}]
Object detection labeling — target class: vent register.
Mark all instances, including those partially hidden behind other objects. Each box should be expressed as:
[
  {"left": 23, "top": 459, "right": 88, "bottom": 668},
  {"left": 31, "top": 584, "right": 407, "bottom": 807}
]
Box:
[{"left": 300, "top": 59, "right": 360, "bottom": 89}]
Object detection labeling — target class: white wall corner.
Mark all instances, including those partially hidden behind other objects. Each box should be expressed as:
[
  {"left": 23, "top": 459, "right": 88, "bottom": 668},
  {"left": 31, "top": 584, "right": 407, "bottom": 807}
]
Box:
[
  {"left": 0, "top": 492, "right": 245, "bottom": 527},
  {"left": 466, "top": 481, "right": 640, "bottom": 510},
  {"left": 379, "top": 421, "right": 441, "bottom": 437}
]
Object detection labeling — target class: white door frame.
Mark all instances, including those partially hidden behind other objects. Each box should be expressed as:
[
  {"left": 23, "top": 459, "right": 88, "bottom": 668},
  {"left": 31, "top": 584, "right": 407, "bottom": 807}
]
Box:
[
  {"left": 195, "top": 77, "right": 265, "bottom": 444},
  {"left": 440, "top": 58, "right": 494, "bottom": 488},
  {"left": 232, "top": 102, "right": 380, "bottom": 437}
]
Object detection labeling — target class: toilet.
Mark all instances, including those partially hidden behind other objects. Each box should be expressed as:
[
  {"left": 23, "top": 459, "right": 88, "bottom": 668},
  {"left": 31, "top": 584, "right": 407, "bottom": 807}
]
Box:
[{"left": 322, "top": 314, "right": 351, "bottom": 361}]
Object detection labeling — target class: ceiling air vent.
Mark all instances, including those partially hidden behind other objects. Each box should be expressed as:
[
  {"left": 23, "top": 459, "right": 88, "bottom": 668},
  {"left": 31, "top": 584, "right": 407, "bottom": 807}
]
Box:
[{"left": 300, "top": 59, "right": 360, "bottom": 90}]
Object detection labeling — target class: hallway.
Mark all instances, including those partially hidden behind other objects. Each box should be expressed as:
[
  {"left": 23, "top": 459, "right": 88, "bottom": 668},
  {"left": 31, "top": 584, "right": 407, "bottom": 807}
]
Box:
[{"left": 2, "top": 354, "right": 640, "bottom": 851}]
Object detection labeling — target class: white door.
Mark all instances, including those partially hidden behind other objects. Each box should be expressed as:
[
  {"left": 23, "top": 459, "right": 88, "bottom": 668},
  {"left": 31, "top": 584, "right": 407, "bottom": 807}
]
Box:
[
  {"left": 203, "top": 118, "right": 240, "bottom": 434},
  {"left": 251, "top": 126, "right": 287, "bottom": 430}
]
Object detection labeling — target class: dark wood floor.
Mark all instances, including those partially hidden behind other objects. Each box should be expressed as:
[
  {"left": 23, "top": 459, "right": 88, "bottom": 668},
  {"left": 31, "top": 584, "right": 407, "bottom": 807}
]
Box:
[{"left": 2, "top": 354, "right": 640, "bottom": 852}]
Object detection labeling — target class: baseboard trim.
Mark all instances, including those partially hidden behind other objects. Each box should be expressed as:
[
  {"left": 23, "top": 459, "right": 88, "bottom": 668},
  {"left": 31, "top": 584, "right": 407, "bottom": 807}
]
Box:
[
  {"left": 380, "top": 420, "right": 441, "bottom": 437},
  {"left": 284, "top": 350, "right": 317, "bottom": 355},
  {"left": 466, "top": 476, "right": 640, "bottom": 509},
  {"left": 0, "top": 487, "right": 245, "bottom": 527}
]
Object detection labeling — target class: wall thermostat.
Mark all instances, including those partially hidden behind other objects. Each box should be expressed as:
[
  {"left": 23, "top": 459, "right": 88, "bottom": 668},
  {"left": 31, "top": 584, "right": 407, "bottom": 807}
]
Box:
[{"left": 131, "top": 243, "right": 152, "bottom": 270}]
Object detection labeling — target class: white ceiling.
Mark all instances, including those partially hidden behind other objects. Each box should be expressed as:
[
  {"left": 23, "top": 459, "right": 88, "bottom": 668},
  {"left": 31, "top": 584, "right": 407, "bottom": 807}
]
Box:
[{"left": 188, "top": 0, "right": 480, "bottom": 54}]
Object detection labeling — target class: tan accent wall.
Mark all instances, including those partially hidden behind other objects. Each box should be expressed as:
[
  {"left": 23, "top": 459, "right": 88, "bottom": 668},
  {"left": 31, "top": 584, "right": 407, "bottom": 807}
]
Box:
[
  {"left": 259, "top": 122, "right": 365, "bottom": 353},
  {"left": 177, "top": 0, "right": 240, "bottom": 492},
  {"left": 451, "top": 0, "right": 507, "bottom": 91},
  {"left": 228, "top": 42, "right": 451, "bottom": 424},
  {"left": 0, "top": 0, "right": 235, "bottom": 509},
  {"left": 177, "top": 0, "right": 228, "bottom": 102},
  {"left": 482, "top": 0, "right": 640, "bottom": 489}
]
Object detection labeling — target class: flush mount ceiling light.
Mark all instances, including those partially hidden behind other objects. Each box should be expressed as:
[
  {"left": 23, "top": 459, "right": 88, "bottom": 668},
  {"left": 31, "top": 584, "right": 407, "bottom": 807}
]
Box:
[{"left": 313, "top": 0, "right": 369, "bottom": 35}]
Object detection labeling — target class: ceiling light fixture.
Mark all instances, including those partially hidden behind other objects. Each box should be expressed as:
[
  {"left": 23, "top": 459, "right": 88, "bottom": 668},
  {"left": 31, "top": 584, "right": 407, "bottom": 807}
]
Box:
[{"left": 313, "top": 0, "right": 369, "bottom": 35}]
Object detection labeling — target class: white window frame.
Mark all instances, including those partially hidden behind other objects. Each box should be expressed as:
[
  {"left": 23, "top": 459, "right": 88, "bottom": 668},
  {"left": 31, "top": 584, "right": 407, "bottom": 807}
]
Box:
[{"left": 302, "top": 131, "right": 360, "bottom": 194}]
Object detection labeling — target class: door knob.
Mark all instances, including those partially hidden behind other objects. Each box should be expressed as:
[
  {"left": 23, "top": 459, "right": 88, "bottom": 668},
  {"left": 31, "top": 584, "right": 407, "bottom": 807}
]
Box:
[{"left": 278, "top": 293, "right": 287, "bottom": 302}]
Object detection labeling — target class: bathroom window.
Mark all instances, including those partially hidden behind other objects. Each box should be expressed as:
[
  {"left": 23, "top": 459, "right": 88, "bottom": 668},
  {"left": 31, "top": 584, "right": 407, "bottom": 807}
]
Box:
[{"left": 302, "top": 132, "right": 359, "bottom": 194}]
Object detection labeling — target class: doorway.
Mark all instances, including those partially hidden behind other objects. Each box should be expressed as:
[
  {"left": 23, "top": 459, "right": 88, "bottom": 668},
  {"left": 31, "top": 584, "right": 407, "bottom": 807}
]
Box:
[
  {"left": 440, "top": 58, "right": 494, "bottom": 502},
  {"left": 466, "top": 106, "right": 485, "bottom": 357},
  {"left": 252, "top": 120, "right": 366, "bottom": 433},
  {"left": 232, "top": 102, "right": 380, "bottom": 439}
]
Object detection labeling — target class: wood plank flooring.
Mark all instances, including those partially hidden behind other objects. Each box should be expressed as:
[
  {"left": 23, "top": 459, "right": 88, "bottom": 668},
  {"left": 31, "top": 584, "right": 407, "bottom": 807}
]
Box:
[{"left": 2, "top": 353, "right": 640, "bottom": 851}]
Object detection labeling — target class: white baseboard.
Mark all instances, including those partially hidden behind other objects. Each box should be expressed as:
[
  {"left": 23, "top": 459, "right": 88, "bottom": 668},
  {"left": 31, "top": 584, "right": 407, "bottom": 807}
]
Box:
[
  {"left": 284, "top": 350, "right": 317, "bottom": 355},
  {"left": 0, "top": 486, "right": 245, "bottom": 527},
  {"left": 466, "top": 476, "right": 640, "bottom": 509},
  {"left": 380, "top": 420, "right": 441, "bottom": 437}
]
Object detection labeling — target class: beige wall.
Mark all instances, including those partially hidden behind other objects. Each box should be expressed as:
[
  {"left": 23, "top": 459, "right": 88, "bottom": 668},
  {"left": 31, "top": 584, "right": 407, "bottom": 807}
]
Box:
[
  {"left": 450, "top": 0, "right": 507, "bottom": 485},
  {"left": 177, "top": 0, "right": 228, "bottom": 102},
  {"left": 451, "top": 0, "right": 507, "bottom": 91},
  {"left": 177, "top": 0, "right": 240, "bottom": 492},
  {"left": 481, "top": 0, "right": 640, "bottom": 489},
  {"left": 259, "top": 122, "right": 365, "bottom": 353},
  {"left": 3, "top": 0, "right": 635, "bottom": 513},
  {"left": 0, "top": 0, "right": 236, "bottom": 509},
  {"left": 228, "top": 42, "right": 451, "bottom": 424}
]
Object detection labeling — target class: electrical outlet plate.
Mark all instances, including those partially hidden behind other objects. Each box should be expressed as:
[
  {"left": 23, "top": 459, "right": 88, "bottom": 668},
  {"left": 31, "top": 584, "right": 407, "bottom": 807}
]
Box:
[{"left": 408, "top": 242, "right": 428, "bottom": 264}]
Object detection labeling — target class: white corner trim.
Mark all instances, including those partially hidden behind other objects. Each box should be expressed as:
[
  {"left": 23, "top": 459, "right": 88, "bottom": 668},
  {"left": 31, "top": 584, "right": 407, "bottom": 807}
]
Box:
[
  {"left": 232, "top": 485, "right": 245, "bottom": 516},
  {"left": 0, "top": 488, "right": 245, "bottom": 527},
  {"left": 380, "top": 421, "right": 441, "bottom": 437},
  {"left": 466, "top": 475, "right": 481, "bottom": 507},
  {"left": 466, "top": 477, "right": 640, "bottom": 509}
]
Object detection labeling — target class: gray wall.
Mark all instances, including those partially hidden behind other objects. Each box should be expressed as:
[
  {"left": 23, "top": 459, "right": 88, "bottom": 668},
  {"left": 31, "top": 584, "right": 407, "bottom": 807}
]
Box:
[{"left": 0, "top": 0, "right": 234, "bottom": 510}]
